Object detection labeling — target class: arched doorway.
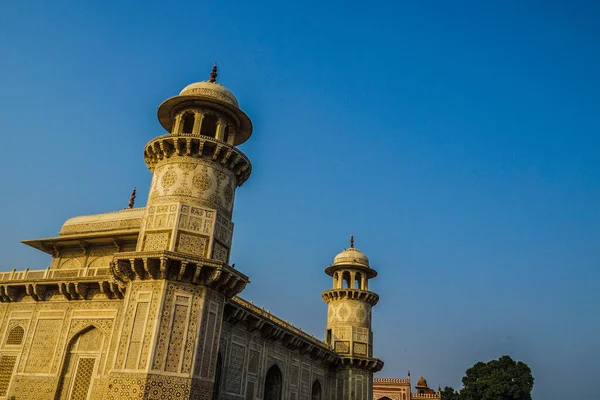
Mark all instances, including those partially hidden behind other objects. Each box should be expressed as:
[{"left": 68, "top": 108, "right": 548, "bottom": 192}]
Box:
[
  {"left": 311, "top": 379, "right": 322, "bottom": 400},
  {"left": 264, "top": 364, "right": 283, "bottom": 400},
  {"left": 56, "top": 327, "right": 104, "bottom": 400}
]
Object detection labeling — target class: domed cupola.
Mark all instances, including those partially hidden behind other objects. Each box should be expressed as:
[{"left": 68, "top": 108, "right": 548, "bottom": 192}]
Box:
[
  {"left": 325, "top": 236, "right": 378, "bottom": 286},
  {"left": 156, "top": 64, "right": 253, "bottom": 146}
]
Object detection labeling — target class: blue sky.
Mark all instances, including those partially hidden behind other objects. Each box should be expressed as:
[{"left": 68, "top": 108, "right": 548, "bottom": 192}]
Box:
[{"left": 1, "top": 1, "right": 599, "bottom": 398}]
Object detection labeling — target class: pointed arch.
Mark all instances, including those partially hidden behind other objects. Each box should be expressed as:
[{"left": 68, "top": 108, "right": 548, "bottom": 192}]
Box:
[
  {"left": 311, "top": 379, "right": 322, "bottom": 400},
  {"left": 56, "top": 326, "right": 105, "bottom": 400},
  {"left": 264, "top": 364, "right": 283, "bottom": 400},
  {"left": 5, "top": 325, "right": 24, "bottom": 346}
]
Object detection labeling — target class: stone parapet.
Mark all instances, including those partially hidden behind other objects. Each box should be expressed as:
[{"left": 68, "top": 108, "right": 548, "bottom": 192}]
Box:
[
  {"left": 143, "top": 134, "right": 251, "bottom": 186},
  {"left": 412, "top": 393, "right": 441, "bottom": 399},
  {"left": 0, "top": 266, "right": 123, "bottom": 301},
  {"left": 374, "top": 377, "right": 411, "bottom": 385},
  {"left": 322, "top": 288, "right": 380, "bottom": 306}
]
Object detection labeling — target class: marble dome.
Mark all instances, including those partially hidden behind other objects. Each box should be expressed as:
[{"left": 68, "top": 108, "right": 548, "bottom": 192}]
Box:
[
  {"left": 332, "top": 247, "right": 370, "bottom": 268},
  {"left": 178, "top": 80, "right": 239, "bottom": 107}
]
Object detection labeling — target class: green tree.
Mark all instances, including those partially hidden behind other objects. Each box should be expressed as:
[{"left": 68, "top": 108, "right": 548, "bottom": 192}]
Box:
[
  {"left": 460, "top": 355, "right": 533, "bottom": 400},
  {"left": 440, "top": 386, "right": 460, "bottom": 400}
]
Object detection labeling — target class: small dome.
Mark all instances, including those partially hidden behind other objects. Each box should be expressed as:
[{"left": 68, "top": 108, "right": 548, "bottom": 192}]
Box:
[
  {"left": 416, "top": 377, "right": 428, "bottom": 389},
  {"left": 332, "top": 247, "right": 370, "bottom": 268},
  {"left": 179, "top": 81, "right": 239, "bottom": 107}
]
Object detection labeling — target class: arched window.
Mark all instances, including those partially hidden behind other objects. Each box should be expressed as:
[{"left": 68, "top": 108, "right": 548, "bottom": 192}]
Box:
[
  {"left": 342, "top": 271, "right": 351, "bottom": 289},
  {"left": 5, "top": 326, "right": 24, "bottom": 346},
  {"left": 403, "top": 393, "right": 407, "bottom": 400},
  {"left": 200, "top": 114, "right": 219, "bottom": 138},
  {"left": 311, "top": 379, "right": 322, "bottom": 400},
  {"left": 264, "top": 364, "right": 283, "bottom": 400},
  {"left": 181, "top": 112, "right": 195, "bottom": 134},
  {"left": 355, "top": 272, "right": 362, "bottom": 290},
  {"left": 57, "top": 327, "right": 104, "bottom": 400},
  {"left": 212, "top": 352, "right": 223, "bottom": 400}
]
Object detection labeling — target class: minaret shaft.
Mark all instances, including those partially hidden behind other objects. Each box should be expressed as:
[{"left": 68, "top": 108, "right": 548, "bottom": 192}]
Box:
[
  {"left": 323, "top": 239, "right": 383, "bottom": 400},
  {"left": 137, "top": 154, "right": 237, "bottom": 263}
]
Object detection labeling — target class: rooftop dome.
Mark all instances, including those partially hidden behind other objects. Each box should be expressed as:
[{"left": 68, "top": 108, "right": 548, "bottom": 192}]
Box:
[
  {"left": 332, "top": 247, "right": 370, "bottom": 268},
  {"left": 331, "top": 235, "right": 369, "bottom": 267},
  {"left": 178, "top": 80, "right": 238, "bottom": 107},
  {"left": 416, "top": 376, "right": 428, "bottom": 389}
]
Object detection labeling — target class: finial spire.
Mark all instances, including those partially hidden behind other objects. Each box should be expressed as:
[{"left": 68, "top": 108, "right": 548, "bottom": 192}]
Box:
[
  {"left": 209, "top": 63, "right": 218, "bottom": 83},
  {"left": 350, "top": 235, "right": 354, "bottom": 248},
  {"left": 128, "top": 187, "right": 136, "bottom": 209}
]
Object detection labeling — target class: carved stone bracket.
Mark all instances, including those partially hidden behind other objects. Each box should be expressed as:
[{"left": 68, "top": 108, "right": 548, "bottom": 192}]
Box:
[
  {"left": 25, "top": 284, "right": 47, "bottom": 301},
  {"left": 338, "top": 356, "right": 384, "bottom": 372},
  {"left": 99, "top": 280, "right": 125, "bottom": 299},
  {"left": 111, "top": 250, "right": 249, "bottom": 298},
  {"left": 0, "top": 285, "right": 18, "bottom": 302}
]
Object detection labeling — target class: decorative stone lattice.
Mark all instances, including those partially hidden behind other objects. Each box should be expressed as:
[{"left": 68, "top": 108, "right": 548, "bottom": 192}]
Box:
[
  {"left": 165, "top": 303, "right": 189, "bottom": 372},
  {"left": 212, "top": 242, "right": 229, "bottom": 263},
  {"left": 143, "top": 232, "right": 170, "bottom": 251},
  {"left": 192, "top": 171, "right": 212, "bottom": 191},
  {"left": 0, "top": 355, "right": 17, "bottom": 396},
  {"left": 290, "top": 364, "right": 299, "bottom": 387},
  {"left": 335, "top": 341, "right": 349, "bottom": 353},
  {"left": 248, "top": 349, "right": 259, "bottom": 375},
  {"left": 26, "top": 319, "right": 62, "bottom": 373},
  {"left": 199, "top": 310, "right": 217, "bottom": 378},
  {"left": 245, "top": 380, "right": 255, "bottom": 400},
  {"left": 300, "top": 367, "right": 310, "bottom": 398},
  {"left": 69, "top": 357, "right": 96, "bottom": 400},
  {"left": 177, "top": 233, "right": 208, "bottom": 257},
  {"left": 161, "top": 170, "right": 178, "bottom": 189},
  {"left": 354, "top": 342, "right": 367, "bottom": 356},
  {"left": 225, "top": 342, "right": 246, "bottom": 394}
]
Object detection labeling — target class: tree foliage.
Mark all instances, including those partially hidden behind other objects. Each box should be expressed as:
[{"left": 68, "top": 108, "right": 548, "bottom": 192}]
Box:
[
  {"left": 440, "top": 386, "right": 460, "bottom": 400},
  {"left": 460, "top": 355, "right": 533, "bottom": 400}
]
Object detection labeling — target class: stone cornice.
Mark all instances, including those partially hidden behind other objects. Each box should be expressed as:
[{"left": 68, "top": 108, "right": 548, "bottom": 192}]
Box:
[
  {"left": 224, "top": 296, "right": 339, "bottom": 365},
  {"left": 143, "top": 134, "right": 252, "bottom": 186},
  {"left": 338, "top": 355, "right": 384, "bottom": 372},
  {"left": 112, "top": 250, "right": 248, "bottom": 298},
  {"left": 322, "top": 288, "right": 380, "bottom": 306}
]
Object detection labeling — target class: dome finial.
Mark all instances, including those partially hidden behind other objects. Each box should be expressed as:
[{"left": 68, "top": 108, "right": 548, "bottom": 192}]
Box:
[
  {"left": 209, "top": 63, "right": 218, "bottom": 83},
  {"left": 350, "top": 235, "right": 354, "bottom": 248}
]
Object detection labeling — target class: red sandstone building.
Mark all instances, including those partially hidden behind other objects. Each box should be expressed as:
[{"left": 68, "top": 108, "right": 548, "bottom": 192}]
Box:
[{"left": 373, "top": 374, "right": 441, "bottom": 400}]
